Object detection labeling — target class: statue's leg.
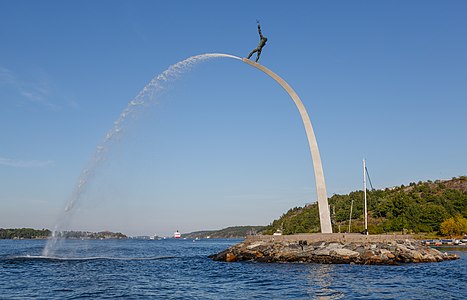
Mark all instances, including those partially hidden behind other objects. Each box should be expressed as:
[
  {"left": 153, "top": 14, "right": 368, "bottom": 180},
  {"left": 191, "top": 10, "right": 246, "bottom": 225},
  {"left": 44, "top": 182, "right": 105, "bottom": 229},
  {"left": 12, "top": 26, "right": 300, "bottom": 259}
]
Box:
[
  {"left": 255, "top": 50, "right": 262, "bottom": 62},
  {"left": 247, "top": 49, "right": 257, "bottom": 59}
]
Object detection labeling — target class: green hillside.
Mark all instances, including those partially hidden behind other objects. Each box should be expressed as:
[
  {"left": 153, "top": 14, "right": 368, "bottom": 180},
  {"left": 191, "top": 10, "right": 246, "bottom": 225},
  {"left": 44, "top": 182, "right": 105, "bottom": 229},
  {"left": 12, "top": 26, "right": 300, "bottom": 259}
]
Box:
[
  {"left": 263, "top": 176, "right": 467, "bottom": 235},
  {"left": 0, "top": 228, "right": 51, "bottom": 239},
  {"left": 184, "top": 226, "right": 265, "bottom": 239}
]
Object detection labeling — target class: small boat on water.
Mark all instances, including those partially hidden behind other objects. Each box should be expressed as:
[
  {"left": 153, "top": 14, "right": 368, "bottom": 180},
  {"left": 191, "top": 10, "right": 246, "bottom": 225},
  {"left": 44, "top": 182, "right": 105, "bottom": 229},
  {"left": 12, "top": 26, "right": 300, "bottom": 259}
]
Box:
[{"left": 174, "top": 230, "right": 181, "bottom": 239}]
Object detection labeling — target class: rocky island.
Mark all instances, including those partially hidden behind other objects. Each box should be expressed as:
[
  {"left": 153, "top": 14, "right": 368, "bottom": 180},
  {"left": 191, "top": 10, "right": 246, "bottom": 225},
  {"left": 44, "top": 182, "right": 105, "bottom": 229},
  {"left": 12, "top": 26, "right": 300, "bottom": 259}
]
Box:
[{"left": 210, "top": 234, "right": 459, "bottom": 265}]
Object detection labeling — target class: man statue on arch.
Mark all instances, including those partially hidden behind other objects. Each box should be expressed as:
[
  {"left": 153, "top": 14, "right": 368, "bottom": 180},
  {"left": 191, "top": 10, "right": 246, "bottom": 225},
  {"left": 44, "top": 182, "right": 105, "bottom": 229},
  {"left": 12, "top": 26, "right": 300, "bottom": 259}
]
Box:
[{"left": 247, "top": 21, "right": 268, "bottom": 62}]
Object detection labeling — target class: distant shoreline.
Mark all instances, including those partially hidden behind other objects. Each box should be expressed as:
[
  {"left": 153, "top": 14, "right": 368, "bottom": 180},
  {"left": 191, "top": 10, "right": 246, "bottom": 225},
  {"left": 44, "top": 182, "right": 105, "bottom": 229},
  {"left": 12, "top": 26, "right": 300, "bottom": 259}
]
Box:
[{"left": 0, "top": 228, "right": 126, "bottom": 240}]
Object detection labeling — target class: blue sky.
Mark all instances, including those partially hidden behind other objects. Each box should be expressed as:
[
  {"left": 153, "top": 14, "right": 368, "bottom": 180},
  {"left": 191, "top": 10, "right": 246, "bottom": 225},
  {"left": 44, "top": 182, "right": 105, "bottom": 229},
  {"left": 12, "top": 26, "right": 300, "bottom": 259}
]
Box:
[{"left": 1, "top": 1, "right": 466, "bottom": 236}]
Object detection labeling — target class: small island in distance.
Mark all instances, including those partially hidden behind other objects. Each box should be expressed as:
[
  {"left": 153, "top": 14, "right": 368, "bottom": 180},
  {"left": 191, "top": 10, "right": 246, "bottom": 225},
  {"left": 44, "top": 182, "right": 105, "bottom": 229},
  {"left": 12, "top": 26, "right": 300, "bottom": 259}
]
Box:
[
  {"left": 183, "top": 226, "right": 265, "bottom": 239},
  {"left": 0, "top": 229, "right": 127, "bottom": 240}
]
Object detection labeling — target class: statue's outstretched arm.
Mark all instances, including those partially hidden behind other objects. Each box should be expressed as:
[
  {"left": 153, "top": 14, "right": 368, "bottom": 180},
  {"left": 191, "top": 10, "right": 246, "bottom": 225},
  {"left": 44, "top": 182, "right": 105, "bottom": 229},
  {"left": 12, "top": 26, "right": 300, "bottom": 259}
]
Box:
[{"left": 257, "top": 22, "right": 263, "bottom": 38}]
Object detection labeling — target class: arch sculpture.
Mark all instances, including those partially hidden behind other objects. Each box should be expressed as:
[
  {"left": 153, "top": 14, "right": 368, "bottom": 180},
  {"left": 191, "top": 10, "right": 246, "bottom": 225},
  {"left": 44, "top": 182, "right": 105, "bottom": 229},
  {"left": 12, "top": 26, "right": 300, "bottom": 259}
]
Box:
[{"left": 242, "top": 58, "right": 332, "bottom": 233}]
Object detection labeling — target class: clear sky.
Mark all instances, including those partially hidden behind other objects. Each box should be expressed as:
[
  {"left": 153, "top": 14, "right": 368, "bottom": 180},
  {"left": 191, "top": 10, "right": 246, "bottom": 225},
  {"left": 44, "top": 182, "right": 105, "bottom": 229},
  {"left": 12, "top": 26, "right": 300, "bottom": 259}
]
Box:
[{"left": 1, "top": 1, "right": 466, "bottom": 236}]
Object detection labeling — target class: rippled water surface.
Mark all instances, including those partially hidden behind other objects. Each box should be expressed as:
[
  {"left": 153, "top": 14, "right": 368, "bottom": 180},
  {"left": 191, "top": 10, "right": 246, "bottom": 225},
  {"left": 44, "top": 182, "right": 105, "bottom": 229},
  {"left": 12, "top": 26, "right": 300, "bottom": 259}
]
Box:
[{"left": 0, "top": 239, "right": 465, "bottom": 299}]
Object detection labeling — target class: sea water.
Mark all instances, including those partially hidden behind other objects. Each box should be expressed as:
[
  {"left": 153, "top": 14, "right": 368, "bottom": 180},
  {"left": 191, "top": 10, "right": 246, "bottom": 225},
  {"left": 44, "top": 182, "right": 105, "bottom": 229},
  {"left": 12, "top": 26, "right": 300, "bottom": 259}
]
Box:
[{"left": 1, "top": 239, "right": 465, "bottom": 299}]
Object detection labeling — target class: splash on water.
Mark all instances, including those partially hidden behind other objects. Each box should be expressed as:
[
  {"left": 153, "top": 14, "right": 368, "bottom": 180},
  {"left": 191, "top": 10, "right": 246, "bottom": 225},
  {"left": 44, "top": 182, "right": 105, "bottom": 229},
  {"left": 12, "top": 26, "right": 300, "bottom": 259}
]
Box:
[
  {"left": 43, "top": 53, "right": 240, "bottom": 257},
  {"left": 2, "top": 255, "right": 175, "bottom": 262}
]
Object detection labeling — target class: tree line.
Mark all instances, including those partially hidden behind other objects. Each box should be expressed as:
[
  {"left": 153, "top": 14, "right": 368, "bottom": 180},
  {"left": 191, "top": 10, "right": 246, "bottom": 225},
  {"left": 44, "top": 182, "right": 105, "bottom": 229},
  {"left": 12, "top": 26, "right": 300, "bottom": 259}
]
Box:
[
  {"left": 0, "top": 228, "right": 127, "bottom": 239},
  {"left": 263, "top": 176, "right": 467, "bottom": 236},
  {"left": 0, "top": 228, "right": 51, "bottom": 239}
]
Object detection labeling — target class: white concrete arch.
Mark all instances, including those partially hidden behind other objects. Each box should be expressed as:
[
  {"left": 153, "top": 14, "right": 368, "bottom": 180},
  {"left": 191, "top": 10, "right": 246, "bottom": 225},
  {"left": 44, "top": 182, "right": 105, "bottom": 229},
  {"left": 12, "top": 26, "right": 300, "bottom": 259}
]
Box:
[{"left": 242, "top": 58, "right": 332, "bottom": 233}]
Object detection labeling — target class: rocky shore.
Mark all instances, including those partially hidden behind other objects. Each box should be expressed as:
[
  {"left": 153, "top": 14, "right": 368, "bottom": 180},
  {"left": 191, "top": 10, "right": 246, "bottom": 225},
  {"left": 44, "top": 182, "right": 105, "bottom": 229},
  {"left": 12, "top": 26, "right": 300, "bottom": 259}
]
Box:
[{"left": 210, "top": 234, "right": 459, "bottom": 265}]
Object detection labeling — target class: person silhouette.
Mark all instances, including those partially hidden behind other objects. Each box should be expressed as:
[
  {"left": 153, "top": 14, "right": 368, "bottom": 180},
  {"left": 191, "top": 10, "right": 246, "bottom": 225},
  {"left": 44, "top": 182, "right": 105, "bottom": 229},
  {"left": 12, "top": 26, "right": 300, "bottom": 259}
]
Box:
[{"left": 247, "top": 21, "right": 268, "bottom": 62}]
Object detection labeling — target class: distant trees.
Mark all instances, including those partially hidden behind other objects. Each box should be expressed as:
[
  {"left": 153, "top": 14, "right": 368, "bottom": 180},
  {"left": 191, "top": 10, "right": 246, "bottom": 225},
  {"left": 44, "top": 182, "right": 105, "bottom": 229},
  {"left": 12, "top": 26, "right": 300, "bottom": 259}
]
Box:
[
  {"left": 0, "top": 228, "right": 50, "bottom": 239},
  {"left": 419, "top": 204, "right": 449, "bottom": 232},
  {"left": 53, "top": 231, "right": 127, "bottom": 239},
  {"left": 184, "top": 226, "right": 266, "bottom": 238},
  {"left": 440, "top": 215, "right": 467, "bottom": 238},
  {"left": 0, "top": 228, "right": 127, "bottom": 239}
]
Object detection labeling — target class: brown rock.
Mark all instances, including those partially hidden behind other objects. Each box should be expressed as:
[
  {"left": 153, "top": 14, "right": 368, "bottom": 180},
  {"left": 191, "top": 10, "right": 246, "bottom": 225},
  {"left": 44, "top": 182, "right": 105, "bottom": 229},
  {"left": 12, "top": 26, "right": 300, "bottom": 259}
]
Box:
[
  {"left": 226, "top": 253, "right": 236, "bottom": 262},
  {"left": 412, "top": 251, "right": 423, "bottom": 262},
  {"left": 422, "top": 254, "right": 436, "bottom": 262},
  {"left": 254, "top": 251, "right": 264, "bottom": 258},
  {"left": 369, "top": 255, "right": 384, "bottom": 264},
  {"left": 362, "top": 250, "right": 374, "bottom": 260}
]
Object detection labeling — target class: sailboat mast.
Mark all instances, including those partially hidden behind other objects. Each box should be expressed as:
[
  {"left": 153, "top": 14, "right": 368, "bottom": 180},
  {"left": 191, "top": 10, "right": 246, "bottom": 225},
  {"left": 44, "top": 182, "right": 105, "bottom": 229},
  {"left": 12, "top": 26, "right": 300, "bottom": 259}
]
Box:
[{"left": 363, "top": 159, "right": 368, "bottom": 235}]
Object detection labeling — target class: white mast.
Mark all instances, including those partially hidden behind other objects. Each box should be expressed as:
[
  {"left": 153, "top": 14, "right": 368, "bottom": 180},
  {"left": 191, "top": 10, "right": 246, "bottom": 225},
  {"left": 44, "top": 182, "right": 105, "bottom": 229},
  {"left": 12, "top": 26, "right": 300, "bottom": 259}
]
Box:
[{"left": 363, "top": 158, "right": 368, "bottom": 235}]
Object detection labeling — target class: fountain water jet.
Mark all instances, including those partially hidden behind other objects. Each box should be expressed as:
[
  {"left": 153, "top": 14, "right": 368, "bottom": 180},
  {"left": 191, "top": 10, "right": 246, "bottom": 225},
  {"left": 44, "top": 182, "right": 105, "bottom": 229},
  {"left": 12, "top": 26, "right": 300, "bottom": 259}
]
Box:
[
  {"left": 43, "top": 53, "right": 331, "bottom": 256},
  {"left": 43, "top": 53, "right": 240, "bottom": 256}
]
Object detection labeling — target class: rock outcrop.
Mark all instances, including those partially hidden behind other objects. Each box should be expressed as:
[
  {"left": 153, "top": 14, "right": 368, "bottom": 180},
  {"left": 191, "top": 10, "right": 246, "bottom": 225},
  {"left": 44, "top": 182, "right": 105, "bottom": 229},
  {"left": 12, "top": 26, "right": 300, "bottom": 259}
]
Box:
[{"left": 209, "top": 234, "right": 459, "bottom": 265}]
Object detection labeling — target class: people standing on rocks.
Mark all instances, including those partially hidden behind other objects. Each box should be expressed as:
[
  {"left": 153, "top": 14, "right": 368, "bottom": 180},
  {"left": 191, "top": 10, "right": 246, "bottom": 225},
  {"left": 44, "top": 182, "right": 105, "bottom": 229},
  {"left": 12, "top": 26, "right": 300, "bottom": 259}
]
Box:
[{"left": 247, "top": 21, "right": 268, "bottom": 62}]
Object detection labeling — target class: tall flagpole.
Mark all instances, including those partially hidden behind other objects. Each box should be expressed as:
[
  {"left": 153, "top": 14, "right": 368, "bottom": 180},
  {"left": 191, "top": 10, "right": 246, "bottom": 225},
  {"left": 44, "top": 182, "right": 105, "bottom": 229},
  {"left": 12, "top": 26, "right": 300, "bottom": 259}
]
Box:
[{"left": 363, "top": 158, "right": 368, "bottom": 235}]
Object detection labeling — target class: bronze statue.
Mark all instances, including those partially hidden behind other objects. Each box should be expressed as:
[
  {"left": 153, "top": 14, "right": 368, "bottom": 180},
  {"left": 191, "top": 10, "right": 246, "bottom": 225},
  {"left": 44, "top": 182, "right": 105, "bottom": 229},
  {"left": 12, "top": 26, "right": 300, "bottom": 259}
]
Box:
[{"left": 247, "top": 21, "right": 268, "bottom": 62}]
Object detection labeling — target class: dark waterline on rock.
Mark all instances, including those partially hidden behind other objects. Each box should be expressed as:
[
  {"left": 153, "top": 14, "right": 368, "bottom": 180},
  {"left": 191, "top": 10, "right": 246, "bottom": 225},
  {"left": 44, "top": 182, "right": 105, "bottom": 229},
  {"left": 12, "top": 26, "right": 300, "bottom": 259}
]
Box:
[{"left": 1, "top": 239, "right": 465, "bottom": 299}]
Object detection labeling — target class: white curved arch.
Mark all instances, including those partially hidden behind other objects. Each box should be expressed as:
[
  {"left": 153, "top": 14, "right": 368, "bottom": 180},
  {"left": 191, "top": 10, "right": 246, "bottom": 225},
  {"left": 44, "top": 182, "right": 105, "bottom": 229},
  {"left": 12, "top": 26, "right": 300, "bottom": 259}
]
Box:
[{"left": 242, "top": 58, "right": 332, "bottom": 233}]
